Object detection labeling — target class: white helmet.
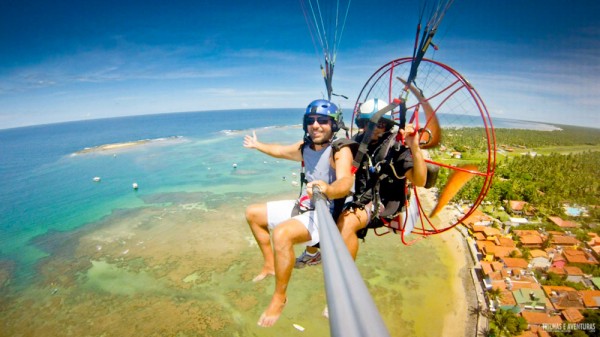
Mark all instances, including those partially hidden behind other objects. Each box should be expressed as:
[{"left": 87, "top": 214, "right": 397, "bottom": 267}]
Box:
[{"left": 355, "top": 98, "right": 394, "bottom": 128}]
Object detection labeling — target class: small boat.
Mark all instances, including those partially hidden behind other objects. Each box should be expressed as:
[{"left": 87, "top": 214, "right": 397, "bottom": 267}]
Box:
[
  {"left": 132, "top": 182, "right": 139, "bottom": 190},
  {"left": 93, "top": 177, "right": 101, "bottom": 182}
]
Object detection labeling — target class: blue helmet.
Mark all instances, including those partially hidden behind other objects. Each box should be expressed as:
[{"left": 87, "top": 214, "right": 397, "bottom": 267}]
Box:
[
  {"left": 303, "top": 99, "right": 341, "bottom": 132},
  {"left": 355, "top": 98, "right": 394, "bottom": 128}
]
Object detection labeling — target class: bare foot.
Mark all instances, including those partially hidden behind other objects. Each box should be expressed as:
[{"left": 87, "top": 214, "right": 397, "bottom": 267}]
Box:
[
  {"left": 257, "top": 296, "right": 287, "bottom": 327},
  {"left": 252, "top": 270, "right": 274, "bottom": 283}
]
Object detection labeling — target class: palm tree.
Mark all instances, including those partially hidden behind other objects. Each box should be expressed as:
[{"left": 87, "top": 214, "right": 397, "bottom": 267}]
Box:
[
  {"left": 487, "top": 287, "right": 502, "bottom": 302},
  {"left": 478, "top": 327, "right": 495, "bottom": 337},
  {"left": 488, "top": 308, "right": 527, "bottom": 337}
]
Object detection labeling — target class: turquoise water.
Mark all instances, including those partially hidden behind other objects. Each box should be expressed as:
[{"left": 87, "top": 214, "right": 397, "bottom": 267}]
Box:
[
  {"left": 566, "top": 207, "right": 582, "bottom": 216},
  {"left": 0, "top": 110, "right": 305, "bottom": 284}
]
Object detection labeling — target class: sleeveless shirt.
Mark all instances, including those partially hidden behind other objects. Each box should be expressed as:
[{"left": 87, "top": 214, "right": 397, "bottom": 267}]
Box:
[{"left": 297, "top": 144, "right": 335, "bottom": 211}]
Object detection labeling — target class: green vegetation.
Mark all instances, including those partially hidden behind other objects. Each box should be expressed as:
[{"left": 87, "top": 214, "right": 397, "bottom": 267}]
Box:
[
  {"left": 434, "top": 124, "right": 600, "bottom": 223},
  {"left": 494, "top": 125, "right": 600, "bottom": 149},
  {"left": 487, "top": 308, "right": 528, "bottom": 336},
  {"left": 533, "top": 270, "right": 589, "bottom": 290},
  {"left": 491, "top": 152, "right": 600, "bottom": 213},
  {"left": 574, "top": 264, "right": 600, "bottom": 278}
]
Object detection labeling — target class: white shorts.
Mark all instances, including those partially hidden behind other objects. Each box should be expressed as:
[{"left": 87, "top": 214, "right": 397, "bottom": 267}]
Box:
[{"left": 266, "top": 200, "right": 320, "bottom": 247}]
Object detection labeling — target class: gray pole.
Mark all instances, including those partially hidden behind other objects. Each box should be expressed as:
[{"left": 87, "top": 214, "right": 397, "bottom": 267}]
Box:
[{"left": 313, "top": 187, "right": 391, "bottom": 337}]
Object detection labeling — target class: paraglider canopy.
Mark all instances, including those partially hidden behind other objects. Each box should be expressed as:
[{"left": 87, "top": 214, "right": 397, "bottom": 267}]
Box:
[{"left": 300, "top": 0, "right": 351, "bottom": 101}]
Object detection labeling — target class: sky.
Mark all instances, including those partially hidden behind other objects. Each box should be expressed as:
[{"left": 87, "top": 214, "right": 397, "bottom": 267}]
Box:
[{"left": 0, "top": 0, "right": 599, "bottom": 130}]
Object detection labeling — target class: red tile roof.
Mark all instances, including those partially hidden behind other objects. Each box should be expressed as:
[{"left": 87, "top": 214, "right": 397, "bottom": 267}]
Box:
[
  {"left": 498, "top": 289, "right": 517, "bottom": 307},
  {"left": 521, "top": 311, "right": 563, "bottom": 325},
  {"left": 477, "top": 240, "right": 494, "bottom": 252},
  {"left": 498, "top": 237, "right": 517, "bottom": 247},
  {"left": 473, "top": 232, "right": 486, "bottom": 241},
  {"left": 548, "top": 267, "right": 566, "bottom": 275},
  {"left": 579, "top": 290, "right": 600, "bottom": 308},
  {"left": 511, "top": 280, "right": 542, "bottom": 291},
  {"left": 554, "top": 291, "right": 585, "bottom": 310},
  {"left": 484, "top": 245, "right": 520, "bottom": 259},
  {"left": 564, "top": 266, "right": 584, "bottom": 276},
  {"left": 526, "top": 326, "right": 552, "bottom": 337},
  {"left": 491, "top": 262, "right": 504, "bottom": 271},
  {"left": 588, "top": 235, "right": 600, "bottom": 246},
  {"left": 480, "top": 261, "right": 493, "bottom": 276},
  {"left": 491, "top": 279, "right": 508, "bottom": 291},
  {"left": 519, "top": 234, "right": 544, "bottom": 246},
  {"left": 462, "top": 209, "right": 494, "bottom": 226},
  {"left": 551, "top": 235, "right": 580, "bottom": 246},
  {"left": 510, "top": 200, "right": 527, "bottom": 211},
  {"left": 483, "top": 227, "right": 502, "bottom": 237},
  {"left": 529, "top": 249, "right": 548, "bottom": 258},
  {"left": 542, "top": 286, "right": 584, "bottom": 310},
  {"left": 502, "top": 257, "right": 530, "bottom": 269},
  {"left": 513, "top": 230, "right": 541, "bottom": 238},
  {"left": 563, "top": 249, "right": 598, "bottom": 265},
  {"left": 562, "top": 308, "right": 584, "bottom": 323},
  {"left": 548, "top": 216, "right": 580, "bottom": 228},
  {"left": 543, "top": 285, "right": 577, "bottom": 296}
]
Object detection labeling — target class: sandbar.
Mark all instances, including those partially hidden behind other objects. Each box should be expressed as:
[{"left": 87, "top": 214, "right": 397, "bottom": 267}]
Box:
[{"left": 74, "top": 136, "right": 183, "bottom": 155}]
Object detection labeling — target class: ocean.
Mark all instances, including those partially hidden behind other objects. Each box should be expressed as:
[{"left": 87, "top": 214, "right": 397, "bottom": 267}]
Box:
[
  {"left": 0, "top": 109, "right": 557, "bottom": 336},
  {"left": 0, "top": 110, "right": 304, "bottom": 282}
]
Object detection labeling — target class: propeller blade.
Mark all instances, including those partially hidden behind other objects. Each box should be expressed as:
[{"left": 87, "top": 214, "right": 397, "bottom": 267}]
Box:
[
  {"left": 397, "top": 77, "right": 441, "bottom": 148},
  {"left": 429, "top": 164, "right": 478, "bottom": 218}
]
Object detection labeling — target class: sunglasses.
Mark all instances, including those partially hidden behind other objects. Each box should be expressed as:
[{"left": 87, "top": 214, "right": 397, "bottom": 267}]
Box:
[{"left": 305, "top": 115, "right": 331, "bottom": 126}]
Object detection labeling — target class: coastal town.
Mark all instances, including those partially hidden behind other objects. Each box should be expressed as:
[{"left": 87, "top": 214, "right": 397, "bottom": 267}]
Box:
[{"left": 453, "top": 199, "right": 599, "bottom": 337}]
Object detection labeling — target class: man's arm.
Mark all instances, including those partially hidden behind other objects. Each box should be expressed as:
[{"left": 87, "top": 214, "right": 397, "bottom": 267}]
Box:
[
  {"left": 243, "top": 131, "right": 303, "bottom": 162},
  {"left": 403, "top": 124, "right": 427, "bottom": 187}
]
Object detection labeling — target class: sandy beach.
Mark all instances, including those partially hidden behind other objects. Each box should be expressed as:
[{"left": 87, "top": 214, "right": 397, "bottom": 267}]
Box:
[
  {"left": 439, "top": 228, "right": 477, "bottom": 337},
  {"left": 419, "top": 188, "right": 477, "bottom": 337},
  {"left": 0, "top": 188, "right": 476, "bottom": 337}
]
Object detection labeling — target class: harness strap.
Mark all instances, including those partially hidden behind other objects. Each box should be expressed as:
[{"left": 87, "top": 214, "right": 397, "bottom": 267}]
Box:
[
  {"left": 351, "top": 130, "right": 398, "bottom": 213},
  {"left": 388, "top": 163, "right": 406, "bottom": 180}
]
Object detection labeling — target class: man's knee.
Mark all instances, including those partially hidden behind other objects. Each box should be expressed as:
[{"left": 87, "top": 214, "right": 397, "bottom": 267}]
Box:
[
  {"left": 246, "top": 203, "right": 266, "bottom": 225},
  {"left": 272, "top": 226, "right": 293, "bottom": 250},
  {"left": 272, "top": 221, "right": 308, "bottom": 249}
]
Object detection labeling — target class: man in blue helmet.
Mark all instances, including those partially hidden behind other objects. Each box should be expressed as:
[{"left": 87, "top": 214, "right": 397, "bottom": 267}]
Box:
[{"left": 243, "top": 99, "right": 355, "bottom": 327}]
